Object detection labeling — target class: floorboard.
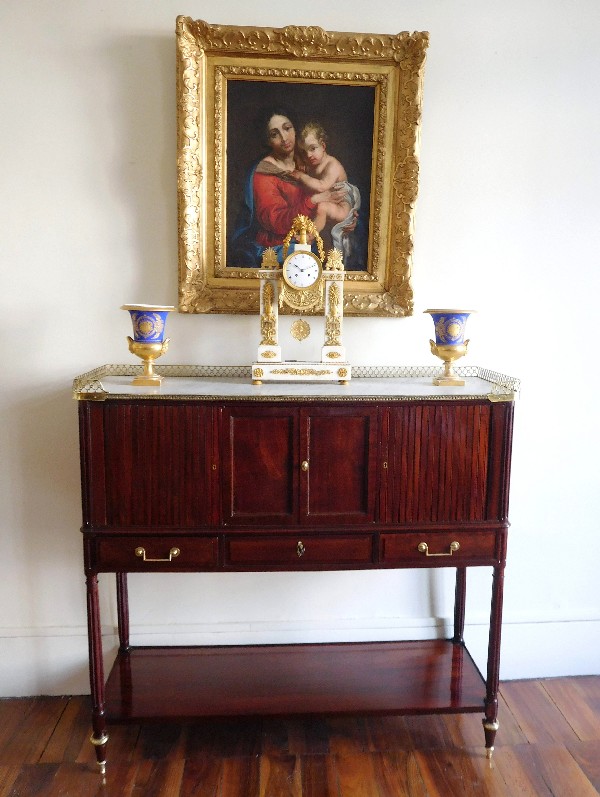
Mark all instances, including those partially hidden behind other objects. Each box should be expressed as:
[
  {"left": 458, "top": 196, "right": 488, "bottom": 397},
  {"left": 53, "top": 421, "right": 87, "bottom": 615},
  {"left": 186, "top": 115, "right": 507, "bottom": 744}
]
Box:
[{"left": 0, "top": 677, "right": 599, "bottom": 796}]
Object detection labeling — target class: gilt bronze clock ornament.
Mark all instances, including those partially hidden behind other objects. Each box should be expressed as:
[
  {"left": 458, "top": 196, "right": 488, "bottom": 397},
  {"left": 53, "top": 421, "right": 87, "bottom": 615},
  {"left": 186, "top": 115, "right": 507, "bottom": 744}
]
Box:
[
  {"left": 279, "top": 215, "right": 325, "bottom": 312},
  {"left": 122, "top": 304, "right": 175, "bottom": 386},
  {"left": 252, "top": 215, "right": 350, "bottom": 384},
  {"left": 425, "top": 309, "right": 474, "bottom": 386}
]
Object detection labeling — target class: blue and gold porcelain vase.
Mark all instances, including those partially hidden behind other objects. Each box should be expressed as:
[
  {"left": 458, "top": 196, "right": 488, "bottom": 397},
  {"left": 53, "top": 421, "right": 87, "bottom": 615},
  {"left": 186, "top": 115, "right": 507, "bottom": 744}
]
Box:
[
  {"left": 122, "top": 304, "right": 175, "bottom": 386},
  {"left": 424, "top": 309, "right": 474, "bottom": 386}
]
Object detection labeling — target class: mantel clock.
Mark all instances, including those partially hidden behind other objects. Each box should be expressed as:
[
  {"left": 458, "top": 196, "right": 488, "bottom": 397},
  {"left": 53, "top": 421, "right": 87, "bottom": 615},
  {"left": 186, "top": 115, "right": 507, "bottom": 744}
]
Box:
[{"left": 252, "top": 215, "right": 350, "bottom": 384}]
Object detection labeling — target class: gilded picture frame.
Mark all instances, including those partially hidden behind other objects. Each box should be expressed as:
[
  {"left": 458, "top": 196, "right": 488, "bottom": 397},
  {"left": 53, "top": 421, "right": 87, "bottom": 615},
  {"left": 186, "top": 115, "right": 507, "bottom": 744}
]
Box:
[{"left": 176, "top": 17, "right": 429, "bottom": 316}]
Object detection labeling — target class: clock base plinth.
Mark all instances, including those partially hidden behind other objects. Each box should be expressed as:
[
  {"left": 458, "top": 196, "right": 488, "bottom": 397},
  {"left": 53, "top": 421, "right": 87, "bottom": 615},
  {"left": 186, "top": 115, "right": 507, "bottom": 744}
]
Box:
[
  {"left": 252, "top": 361, "right": 351, "bottom": 384},
  {"left": 322, "top": 345, "right": 346, "bottom": 362},
  {"left": 256, "top": 345, "right": 282, "bottom": 364}
]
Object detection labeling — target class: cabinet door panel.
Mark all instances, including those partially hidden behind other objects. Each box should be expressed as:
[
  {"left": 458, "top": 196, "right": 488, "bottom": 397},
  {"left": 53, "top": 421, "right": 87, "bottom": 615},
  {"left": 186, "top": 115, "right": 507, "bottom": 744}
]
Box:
[
  {"left": 388, "top": 403, "right": 491, "bottom": 523},
  {"left": 301, "top": 406, "right": 379, "bottom": 524},
  {"left": 222, "top": 406, "right": 298, "bottom": 525},
  {"left": 102, "top": 403, "right": 213, "bottom": 528}
]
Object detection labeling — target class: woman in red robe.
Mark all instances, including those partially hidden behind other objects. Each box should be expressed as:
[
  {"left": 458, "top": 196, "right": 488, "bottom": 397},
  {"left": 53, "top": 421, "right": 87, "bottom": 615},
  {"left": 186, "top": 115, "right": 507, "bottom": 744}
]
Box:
[{"left": 230, "top": 107, "right": 349, "bottom": 267}]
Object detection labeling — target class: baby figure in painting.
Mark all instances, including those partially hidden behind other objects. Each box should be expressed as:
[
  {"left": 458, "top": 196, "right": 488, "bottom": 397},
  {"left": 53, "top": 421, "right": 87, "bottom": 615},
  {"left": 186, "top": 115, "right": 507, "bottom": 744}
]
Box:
[{"left": 288, "top": 122, "right": 361, "bottom": 258}]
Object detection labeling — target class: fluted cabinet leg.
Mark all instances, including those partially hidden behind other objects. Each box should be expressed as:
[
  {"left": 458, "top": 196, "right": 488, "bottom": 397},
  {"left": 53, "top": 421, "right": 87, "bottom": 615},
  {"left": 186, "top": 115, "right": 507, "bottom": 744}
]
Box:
[
  {"left": 483, "top": 563, "right": 505, "bottom": 758},
  {"left": 86, "top": 573, "right": 108, "bottom": 775},
  {"left": 453, "top": 567, "right": 467, "bottom": 644},
  {"left": 116, "top": 572, "right": 130, "bottom": 652}
]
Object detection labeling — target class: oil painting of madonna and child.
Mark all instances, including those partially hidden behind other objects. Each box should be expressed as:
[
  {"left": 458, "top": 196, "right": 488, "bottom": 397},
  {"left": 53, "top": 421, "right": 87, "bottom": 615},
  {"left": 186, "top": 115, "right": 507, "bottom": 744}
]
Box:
[
  {"left": 176, "top": 17, "right": 428, "bottom": 316},
  {"left": 226, "top": 80, "right": 375, "bottom": 271}
]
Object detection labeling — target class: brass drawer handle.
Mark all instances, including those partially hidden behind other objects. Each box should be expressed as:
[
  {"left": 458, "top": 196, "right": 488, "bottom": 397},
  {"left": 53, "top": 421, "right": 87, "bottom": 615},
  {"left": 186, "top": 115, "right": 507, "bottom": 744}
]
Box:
[
  {"left": 296, "top": 541, "right": 306, "bottom": 558},
  {"left": 301, "top": 460, "right": 309, "bottom": 472},
  {"left": 135, "top": 546, "right": 180, "bottom": 562},
  {"left": 417, "top": 541, "right": 460, "bottom": 557}
]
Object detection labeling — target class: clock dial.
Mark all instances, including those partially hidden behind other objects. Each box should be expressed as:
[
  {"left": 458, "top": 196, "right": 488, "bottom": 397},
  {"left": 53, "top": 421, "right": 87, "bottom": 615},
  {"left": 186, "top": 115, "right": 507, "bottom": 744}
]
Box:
[{"left": 283, "top": 252, "right": 321, "bottom": 289}]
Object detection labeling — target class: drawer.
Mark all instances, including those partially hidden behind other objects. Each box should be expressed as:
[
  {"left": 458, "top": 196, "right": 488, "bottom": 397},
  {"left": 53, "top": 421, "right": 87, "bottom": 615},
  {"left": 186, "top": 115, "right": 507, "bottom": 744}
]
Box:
[
  {"left": 225, "top": 534, "right": 374, "bottom": 569},
  {"left": 92, "top": 536, "right": 219, "bottom": 571},
  {"left": 380, "top": 530, "right": 498, "bottom": 566}
]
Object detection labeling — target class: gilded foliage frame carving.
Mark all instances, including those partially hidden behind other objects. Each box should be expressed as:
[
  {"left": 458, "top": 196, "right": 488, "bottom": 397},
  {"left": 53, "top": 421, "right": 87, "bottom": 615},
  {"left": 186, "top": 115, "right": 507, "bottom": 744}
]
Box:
[{"left": 176, "top": 17, "right": 429, "bottom": 316}]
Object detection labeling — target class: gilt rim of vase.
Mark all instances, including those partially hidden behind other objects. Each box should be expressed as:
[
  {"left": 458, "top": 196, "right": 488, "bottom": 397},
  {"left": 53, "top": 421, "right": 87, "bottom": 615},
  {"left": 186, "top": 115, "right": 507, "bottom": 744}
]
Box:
[
  {"left": 121, "top": 304, "right": 176, "bottom": 312},
  {"left": 423, "top": 308, "right": 476, "bottom": 315}
]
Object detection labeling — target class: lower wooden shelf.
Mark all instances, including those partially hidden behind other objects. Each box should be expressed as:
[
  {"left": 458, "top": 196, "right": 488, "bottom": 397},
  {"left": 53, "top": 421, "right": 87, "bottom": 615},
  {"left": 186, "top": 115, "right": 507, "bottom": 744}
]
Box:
[{"left": 104, "top": 640, "right": 486, "bottom": 722}]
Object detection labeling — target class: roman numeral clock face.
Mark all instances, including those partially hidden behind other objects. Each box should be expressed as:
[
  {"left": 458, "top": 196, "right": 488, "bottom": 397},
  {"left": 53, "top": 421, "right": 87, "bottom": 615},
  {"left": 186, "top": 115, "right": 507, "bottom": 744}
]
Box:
[{"left": 283, "top": 251, "right": 322, "bottom": 289}]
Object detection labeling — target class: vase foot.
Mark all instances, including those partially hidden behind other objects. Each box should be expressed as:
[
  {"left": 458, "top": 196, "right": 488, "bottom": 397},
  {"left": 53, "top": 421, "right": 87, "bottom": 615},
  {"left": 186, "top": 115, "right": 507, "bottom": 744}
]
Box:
[
  {"left": 132, "top": 373, "right": 164, "bottom": 387},
  {"left": 433, "top": 375, "right": 465, "bottom": 387}
]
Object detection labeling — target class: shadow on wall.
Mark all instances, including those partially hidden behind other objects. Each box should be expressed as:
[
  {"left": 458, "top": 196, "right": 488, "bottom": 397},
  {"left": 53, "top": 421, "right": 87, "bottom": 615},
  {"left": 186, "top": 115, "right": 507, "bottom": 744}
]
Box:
[
  {"left": 100, "top": 33, "right": 179, "bottom": 303},
  {"left": 13, "top": 385, "right": 86, "bottom": 628}
]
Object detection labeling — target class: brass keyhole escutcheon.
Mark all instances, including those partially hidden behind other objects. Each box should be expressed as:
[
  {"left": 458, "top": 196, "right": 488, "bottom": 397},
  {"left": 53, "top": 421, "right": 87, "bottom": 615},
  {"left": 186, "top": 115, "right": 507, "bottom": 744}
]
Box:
[
  {"left": 301, "top": 460, "right": 309, "bottom": 472},
  {"left": 296, "top": 541, "right": 306, "bottom": 558}
]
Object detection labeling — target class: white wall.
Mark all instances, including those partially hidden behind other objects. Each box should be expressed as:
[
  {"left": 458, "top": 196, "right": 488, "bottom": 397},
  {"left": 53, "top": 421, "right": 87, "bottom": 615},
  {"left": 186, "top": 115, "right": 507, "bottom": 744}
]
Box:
[{"left": 1, "top": 0, "right": 599, "bottom": 696}]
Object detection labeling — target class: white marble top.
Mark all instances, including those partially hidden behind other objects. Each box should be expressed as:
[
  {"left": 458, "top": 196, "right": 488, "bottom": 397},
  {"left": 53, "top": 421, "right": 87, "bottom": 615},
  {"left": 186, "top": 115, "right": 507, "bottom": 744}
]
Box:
[{"left": 73, "top": 365, "right": 519, "bottom": 402}]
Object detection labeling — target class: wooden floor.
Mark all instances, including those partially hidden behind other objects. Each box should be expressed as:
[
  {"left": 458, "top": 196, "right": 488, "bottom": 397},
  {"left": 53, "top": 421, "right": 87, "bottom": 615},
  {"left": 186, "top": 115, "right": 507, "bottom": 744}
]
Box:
[{"left": 0, "top": 677, "right": 599, "bottom": 796}]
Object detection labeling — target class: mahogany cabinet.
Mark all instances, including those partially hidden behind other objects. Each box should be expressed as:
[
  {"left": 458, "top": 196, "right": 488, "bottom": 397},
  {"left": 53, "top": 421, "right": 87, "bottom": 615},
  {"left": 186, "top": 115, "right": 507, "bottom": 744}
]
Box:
[{"left": 75, "top": 365, "right": 517, "bottom": 774}]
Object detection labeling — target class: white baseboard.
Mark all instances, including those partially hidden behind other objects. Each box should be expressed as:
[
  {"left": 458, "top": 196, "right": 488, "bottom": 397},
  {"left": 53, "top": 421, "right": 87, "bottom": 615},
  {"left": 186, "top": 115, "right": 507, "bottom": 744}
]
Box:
[{"left": 1, "top": 615, "right": 598, "bottom": 696}]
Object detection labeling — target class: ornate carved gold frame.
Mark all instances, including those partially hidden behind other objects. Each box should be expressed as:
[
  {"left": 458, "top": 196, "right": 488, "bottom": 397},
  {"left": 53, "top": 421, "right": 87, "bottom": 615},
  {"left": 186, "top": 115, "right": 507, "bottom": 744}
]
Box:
[{"left": 176, "top": 17, "right": 429, "bottom": 317}]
